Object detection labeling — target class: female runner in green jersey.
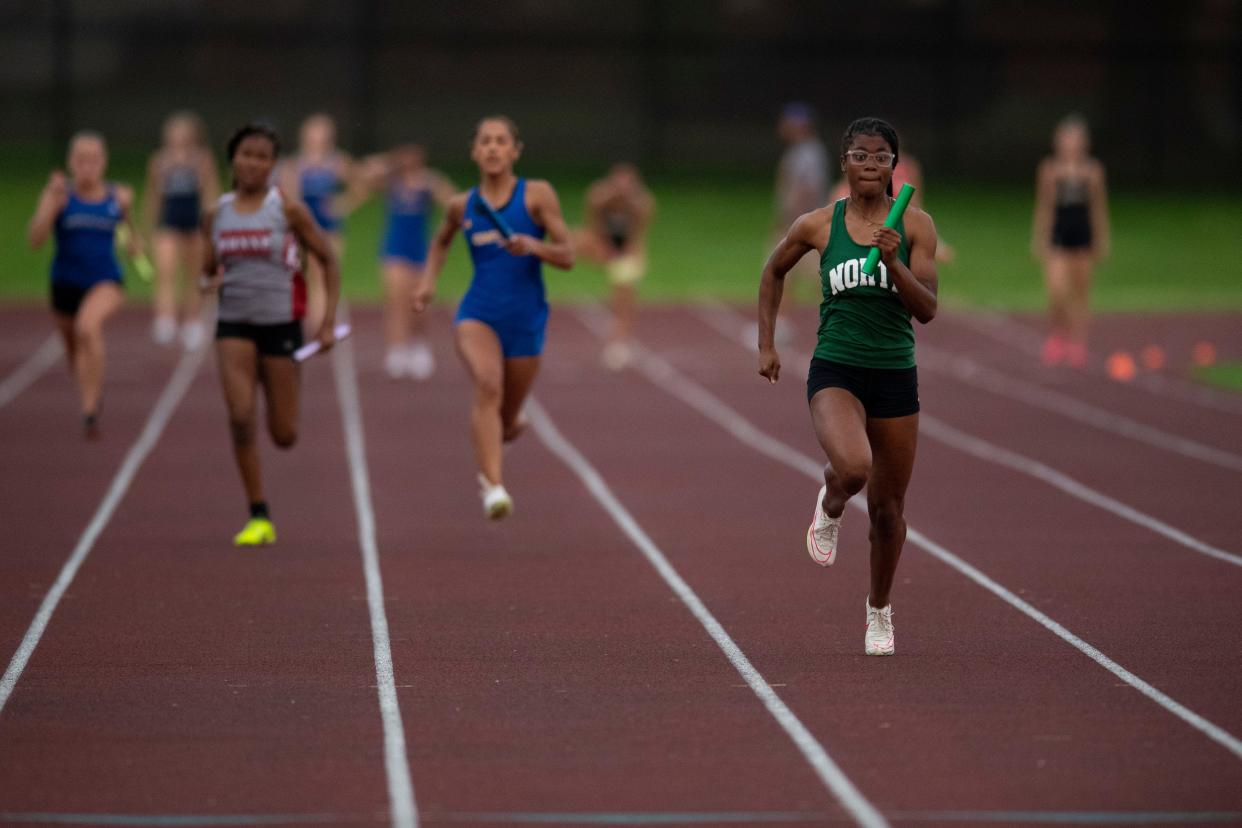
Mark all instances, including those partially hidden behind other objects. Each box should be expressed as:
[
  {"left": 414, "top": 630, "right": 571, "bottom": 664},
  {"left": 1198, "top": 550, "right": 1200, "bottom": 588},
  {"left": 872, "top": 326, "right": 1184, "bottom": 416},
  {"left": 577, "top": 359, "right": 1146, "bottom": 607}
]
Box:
[{"left": 757, "top": 117, "right": 939, "bottom": 656}]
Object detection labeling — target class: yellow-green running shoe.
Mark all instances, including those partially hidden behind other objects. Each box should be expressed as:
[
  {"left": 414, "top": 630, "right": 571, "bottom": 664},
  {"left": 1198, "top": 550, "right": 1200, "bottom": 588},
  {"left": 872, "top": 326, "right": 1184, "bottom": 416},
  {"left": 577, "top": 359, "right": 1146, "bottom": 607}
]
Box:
[{"left": 233, "top": 517, "right": 276, "bottom": 546}]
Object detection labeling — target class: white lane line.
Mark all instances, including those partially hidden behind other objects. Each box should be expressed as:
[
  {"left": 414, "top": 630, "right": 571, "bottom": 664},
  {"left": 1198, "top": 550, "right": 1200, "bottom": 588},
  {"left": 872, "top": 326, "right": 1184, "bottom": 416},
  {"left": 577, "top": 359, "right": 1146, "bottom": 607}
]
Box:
[
  {"left": 955, "top": 311, "right": 1242, "bottom": 416},
  {"left": 0, "top": 333, "right": 62, "bottom": 410},
  {"left": 691, "top": 304, "right": 1242, "bottom": 569},
  {"left": 0, "top": 346, "right": 205, "bottom": 717},
  {"left": 526, "top": 396, "right": 887, "bottom": 828},
  {"left": 917, "top": 417, "right": 1242, "bottom": 568},
  {"left": 699, "top": 303, "right": 1242, "bottom": 472},
  {"left": 597, "top": 330, "right": 1242, "bottom": 764},
  {"left": 331, "top": 336, "right": 419, "bottom": 828}
]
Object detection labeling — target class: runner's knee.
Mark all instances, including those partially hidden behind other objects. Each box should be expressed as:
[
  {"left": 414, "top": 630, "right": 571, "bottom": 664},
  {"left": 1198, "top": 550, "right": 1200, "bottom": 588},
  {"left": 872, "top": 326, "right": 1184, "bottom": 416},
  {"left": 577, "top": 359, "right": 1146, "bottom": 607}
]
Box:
[
  {"left": 229, "top": 413, "right": 256, "bottom": 446},
  {"left": 270, "top": 423, "right": 298, "bottom": 449},
  {"left": 869, "top": 498, "right": 906, "bottom": 540},
  {"left": 832, "top": 459, "right": 871, "bottom": 495},
  {"left": 475, "top": 374, "right": 502, "bottom": 407}
]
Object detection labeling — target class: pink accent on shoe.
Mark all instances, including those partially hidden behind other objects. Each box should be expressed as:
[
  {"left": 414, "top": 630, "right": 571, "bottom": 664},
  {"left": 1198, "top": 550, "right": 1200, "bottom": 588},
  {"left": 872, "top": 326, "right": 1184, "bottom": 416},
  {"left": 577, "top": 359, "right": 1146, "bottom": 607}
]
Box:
[
  {"left": 1041, "top": 334, "right": 1066, "bottom": 366},
  {"left": 1065, "top": 341, "right": 1088, "bottom": 368}
]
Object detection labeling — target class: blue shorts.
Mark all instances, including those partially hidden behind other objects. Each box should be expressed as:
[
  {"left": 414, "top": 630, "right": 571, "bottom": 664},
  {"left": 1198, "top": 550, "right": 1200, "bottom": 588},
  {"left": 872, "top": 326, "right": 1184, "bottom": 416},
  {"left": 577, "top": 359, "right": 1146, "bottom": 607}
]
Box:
[
  {"left": 381, "top": 235, "right": 428, "bottom": 267},
  {"left": 455, "top": 299, "right": 548, "bottom": 359}
]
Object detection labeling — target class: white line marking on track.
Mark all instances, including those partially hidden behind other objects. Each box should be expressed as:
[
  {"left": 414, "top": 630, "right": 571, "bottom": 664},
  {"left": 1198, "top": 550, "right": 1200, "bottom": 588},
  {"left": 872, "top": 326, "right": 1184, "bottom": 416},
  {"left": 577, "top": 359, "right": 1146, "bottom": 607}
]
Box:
[
  {"left": 0, "top": 333, "right": 62, "bottom": 410},
  {"left": 956, "top": 311, "right": 1242, "bottom": 416},
  {"left": 526, "top": 397, "right": 888, "bottom": 828},
  {"left": 591, "top": 321, "right": 1242, "bottom": 764},
  {"left": 331, "top": 336, "right": 419, "bottom": 828},
  {"left": 0, "top": 346, "right": 204, "bottom": 717},
  {"left": 692, "top": 304, "right": 1242, "bottom": 569},
  {"left": 699, "top": 303, "right": 1242, "bottom": 472},
  {"left": 916, "top": 417, "right": 1242, "bottom": 568}
]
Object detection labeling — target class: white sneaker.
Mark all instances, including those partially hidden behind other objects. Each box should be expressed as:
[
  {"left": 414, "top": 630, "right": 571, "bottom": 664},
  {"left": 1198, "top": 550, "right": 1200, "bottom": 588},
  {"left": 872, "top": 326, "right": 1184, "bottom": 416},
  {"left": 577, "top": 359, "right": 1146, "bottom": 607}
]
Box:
[
  {"left": 384, "top": 348, "right": 407, "bottom": 379},
  {"left": 865, "top": 600, "right": 895, "bottom": 656},
  {"left": 407, "top": 341, "right": 436, "bottom": 381},
  {"left": 478, "top": 473, "right": 513, "bottom": 521},
  {"left": 602, "top": 341, "right": 633, "bottom": 371},
  {"left": 152, "top": 316, "right": 177, "bottom": 346},
  {"left": 805, "top": 485, "right": 840, "bottom": 566},
  {"left": 180, "top": 320, "right": 206, "bottom": 351}
]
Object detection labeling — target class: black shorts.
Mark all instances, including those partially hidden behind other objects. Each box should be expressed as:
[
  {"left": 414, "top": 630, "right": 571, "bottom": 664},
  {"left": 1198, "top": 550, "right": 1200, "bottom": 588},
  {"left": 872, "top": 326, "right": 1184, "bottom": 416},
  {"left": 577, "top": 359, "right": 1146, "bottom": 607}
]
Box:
[
  {"left": 50, "top": 280, "right": 120, "bottom": 318},
  {"left": 807, "top": 357, "right": 920, "bottom": 419},
  {"left": 1051, "top": 204, "right": 1092, "bottom": 250},
  {"left": 215, "top": 319, "right": 303, "bottom": 358},
  {"left": 159, "top": 195, "right": 201, "bottom": 233}
]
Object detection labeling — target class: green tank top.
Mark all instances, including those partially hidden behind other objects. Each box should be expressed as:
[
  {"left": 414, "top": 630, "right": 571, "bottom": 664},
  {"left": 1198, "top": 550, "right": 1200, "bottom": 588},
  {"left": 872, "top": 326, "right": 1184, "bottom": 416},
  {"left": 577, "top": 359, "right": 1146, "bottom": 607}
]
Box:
[{"left": 814, "top": 198, "right": 915, "bottom": 369}]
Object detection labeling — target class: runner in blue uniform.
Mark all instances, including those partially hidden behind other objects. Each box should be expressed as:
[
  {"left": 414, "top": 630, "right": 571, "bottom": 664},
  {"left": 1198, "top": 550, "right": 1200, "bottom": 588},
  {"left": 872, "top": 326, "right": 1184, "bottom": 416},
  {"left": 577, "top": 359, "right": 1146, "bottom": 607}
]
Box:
[
  {"left": 414, "top": 116, "right": 574, "bottom": 519},
  {"left": 359, "top": 144, "right": 455, "bottom": 379},
  {"left": 27, "top": 131, "right": 141, "bottom": 439},
  {"left": 277, "top": 114, "right": 359, "bottom": 335}
]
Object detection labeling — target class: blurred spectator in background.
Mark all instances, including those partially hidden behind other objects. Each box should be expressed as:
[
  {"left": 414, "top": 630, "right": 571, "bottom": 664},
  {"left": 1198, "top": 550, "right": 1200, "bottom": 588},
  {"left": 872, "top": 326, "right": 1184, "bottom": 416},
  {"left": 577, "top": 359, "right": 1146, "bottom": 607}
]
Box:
[
  {"left": 143, "top": 111, "right": 219, "bottom": 350},
  {"left": 576, "top": 162, "right": 656, "bottom": 371},
  {"left": 358, "top": 143, "right": 456, "bottom": 380},
  {"left": 1031, "top": 115, "right": 1110, "bottom": 368},
  {"left": 277, "top": 114, "right": 363, "bottom": 335},
  {"left": 774, "top": 103, "right": 829, "bottom": 290}
]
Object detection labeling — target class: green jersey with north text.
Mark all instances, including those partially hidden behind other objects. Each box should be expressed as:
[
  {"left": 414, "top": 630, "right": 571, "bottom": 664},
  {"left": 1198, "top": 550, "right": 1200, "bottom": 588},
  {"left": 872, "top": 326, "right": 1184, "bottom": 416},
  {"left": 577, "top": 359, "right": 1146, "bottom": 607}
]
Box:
[{"left": 814, "top": 198, "right": 914, "bottom": 369}]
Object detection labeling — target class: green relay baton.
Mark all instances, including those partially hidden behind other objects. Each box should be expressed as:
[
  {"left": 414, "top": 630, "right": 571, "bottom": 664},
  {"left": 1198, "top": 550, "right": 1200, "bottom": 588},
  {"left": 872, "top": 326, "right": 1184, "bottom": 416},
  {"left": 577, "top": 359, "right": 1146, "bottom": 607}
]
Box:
[
  {"left": 116, "top": 224, "right": 154, "bottom": 283},
  {"left": 861, "top": 182, "right": 916, "bottom": 276}
]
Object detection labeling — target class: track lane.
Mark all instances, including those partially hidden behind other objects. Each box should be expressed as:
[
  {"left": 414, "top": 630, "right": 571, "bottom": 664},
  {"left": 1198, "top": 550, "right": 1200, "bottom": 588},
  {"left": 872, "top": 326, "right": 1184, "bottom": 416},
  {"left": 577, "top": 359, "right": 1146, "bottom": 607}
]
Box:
[
  {"left": 0, "top": 324, "right": 391, "bottom": 818},
  {"left": 653, "top": 306, "right": 1242, "bottom": 733},
  {"left": 541, "top": 306, "right": 1242, "bottom": 813},
  {"left": 0, "top": 309, "right": 182, "bottom": 674},
  {"left": 349, "top": 310, "right": 856, "bottom": 820}
]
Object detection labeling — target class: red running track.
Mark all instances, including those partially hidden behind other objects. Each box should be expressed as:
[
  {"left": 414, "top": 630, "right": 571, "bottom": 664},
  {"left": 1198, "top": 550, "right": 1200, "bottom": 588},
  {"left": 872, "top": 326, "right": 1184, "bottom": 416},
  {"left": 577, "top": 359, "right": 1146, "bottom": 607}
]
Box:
[{"left": 0, "top": 303, "right": 1239, "bottom": 828}]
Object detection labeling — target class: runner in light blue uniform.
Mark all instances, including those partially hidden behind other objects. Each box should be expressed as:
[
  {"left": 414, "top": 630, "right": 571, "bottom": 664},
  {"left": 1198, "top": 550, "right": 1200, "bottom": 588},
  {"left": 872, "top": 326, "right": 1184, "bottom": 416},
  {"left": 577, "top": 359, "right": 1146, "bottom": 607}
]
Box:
[{"left": 414, "top": 116, "right": 574, "bottom": 520}]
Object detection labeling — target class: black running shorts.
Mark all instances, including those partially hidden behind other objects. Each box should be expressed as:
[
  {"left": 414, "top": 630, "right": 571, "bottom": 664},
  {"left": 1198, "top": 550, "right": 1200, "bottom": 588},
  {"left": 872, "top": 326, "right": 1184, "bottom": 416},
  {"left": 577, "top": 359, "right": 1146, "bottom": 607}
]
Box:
[
  {"left": 807, "top": 357, "right": 920, "bottom": 419},
  {"left": 215, "top": 319, "right": 304, "bottom": 358}
]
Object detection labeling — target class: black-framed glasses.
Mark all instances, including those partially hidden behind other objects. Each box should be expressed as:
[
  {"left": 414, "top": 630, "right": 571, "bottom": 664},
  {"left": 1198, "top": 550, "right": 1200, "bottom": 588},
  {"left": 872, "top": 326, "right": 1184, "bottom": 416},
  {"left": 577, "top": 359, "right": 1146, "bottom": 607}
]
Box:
[{"left": 845, "top": 150, "right": 895, "bottom": 167}]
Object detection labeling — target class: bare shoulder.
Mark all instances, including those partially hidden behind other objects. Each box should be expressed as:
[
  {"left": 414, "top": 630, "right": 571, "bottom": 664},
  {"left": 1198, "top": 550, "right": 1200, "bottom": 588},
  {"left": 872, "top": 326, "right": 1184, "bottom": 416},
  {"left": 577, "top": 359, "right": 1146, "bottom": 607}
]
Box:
[
  {"left": 904, "top": 205, "right": 937, "bottom": 241},
  {"left": 788, "top": 204, "right": 834, "bottom": 245},
  {"left": 282, "top": 196, "right": 313, "bottom": 225},
  {"left": 200, "top": 202, "right": 218, "bottom": 233},
  {"left": 1088, "top": 157, "right": 1107, "bottom": 182},
  {"left": 525, "top": 178, "right": 560, "bottom": 200}
]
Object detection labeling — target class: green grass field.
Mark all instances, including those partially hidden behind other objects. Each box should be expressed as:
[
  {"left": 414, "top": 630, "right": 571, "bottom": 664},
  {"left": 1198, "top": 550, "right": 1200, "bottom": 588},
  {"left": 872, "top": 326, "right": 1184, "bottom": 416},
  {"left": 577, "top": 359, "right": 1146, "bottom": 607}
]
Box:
[
  {"left": 3, "top": 146, "right": 1240, "bottom": 312},
  {"left": 1194, "top": 362, "right": 1242, "bottom": 393}
]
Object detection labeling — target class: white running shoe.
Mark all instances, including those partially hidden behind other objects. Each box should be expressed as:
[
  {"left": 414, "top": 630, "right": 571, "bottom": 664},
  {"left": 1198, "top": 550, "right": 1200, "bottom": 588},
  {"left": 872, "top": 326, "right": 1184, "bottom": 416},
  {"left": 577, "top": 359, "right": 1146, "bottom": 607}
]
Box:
[
  {"left": 601, "top": 341, "right": 633, "bottom": 372},
  {"left": 478, "top": 473, "right": 513, "bottom": 521},
  {"left": 805, "top": 485, "right": 840, "bottom": 567},
  {"left": 384, "top": 348, "right": 407, "bottom": 379},
  {"left": 407, "top": 341, "right": 436, "bottom": 381},
  {"left": 152, "top": 316, "right": 177, "bottom": 346},
  {"left": 865, "top": 600, "right": 895, "bottom": 656},
  {"left": 180, "top": 320, "right": 206, "bottom": 351}
]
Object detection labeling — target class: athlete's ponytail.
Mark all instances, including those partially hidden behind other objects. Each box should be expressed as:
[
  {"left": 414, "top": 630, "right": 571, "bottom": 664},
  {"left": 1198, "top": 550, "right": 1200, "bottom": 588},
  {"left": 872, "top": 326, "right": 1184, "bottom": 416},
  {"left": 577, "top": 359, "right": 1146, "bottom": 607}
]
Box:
[{"left": 841, "top": 117, "right": 899, "bottom": 197}]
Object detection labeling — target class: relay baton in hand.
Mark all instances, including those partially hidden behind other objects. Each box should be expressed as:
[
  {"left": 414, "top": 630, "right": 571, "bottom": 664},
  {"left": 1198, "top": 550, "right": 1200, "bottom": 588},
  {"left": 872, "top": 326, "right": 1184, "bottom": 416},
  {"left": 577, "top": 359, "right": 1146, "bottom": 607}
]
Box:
[
  {"left": 477, "top": 198, "right": 514, "bottom": 241},
  {"left": 862, "top": 182, "right": 916, "bottom": 276},
  {"left": 116, "top": 224, "right": 155, "bottom": 282},
  {"left": 293, "top": 323, "right": 352, "bottom": 362}
]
